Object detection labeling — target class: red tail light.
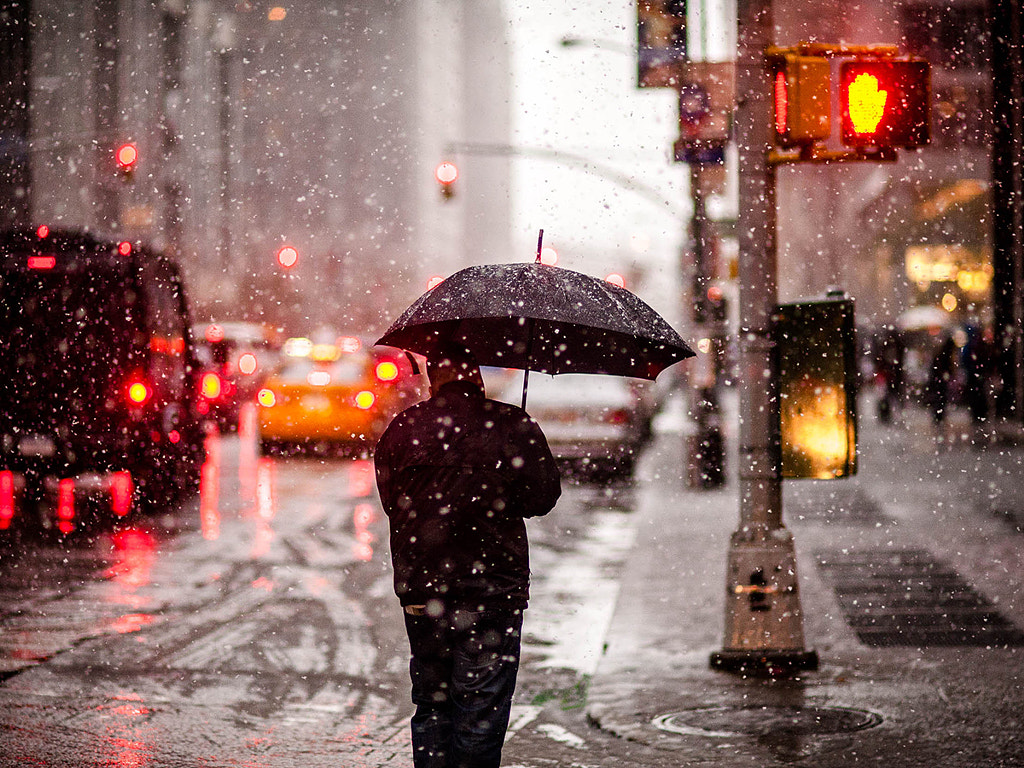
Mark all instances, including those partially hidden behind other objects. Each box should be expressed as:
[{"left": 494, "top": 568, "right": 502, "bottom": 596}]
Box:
[
  {"left": 57, "top": 478, "right": 75, "bottom": 532},
  {"left": 238, "top": 353, "right": 258, "bottom": 375},
  {"left": 605, "top": 408, "right": 630, "bottom": 425},
  {"left": 126, "top": 378, "right": 153, "bottom": 406},
  {"left": 0, "top": 471, "right": 14, "bottom": 530},
  {"left": 110, "top": 471, "right": 133, "bottom": 517},
  {"left": 200, "top": 372, "right": 223, "bottom": 399},
  {"left": 28, "top": 255, "right": 56, "bottom": 270},
  {"left": 375, "top": 360, "right": 400, "bottom": 382}
]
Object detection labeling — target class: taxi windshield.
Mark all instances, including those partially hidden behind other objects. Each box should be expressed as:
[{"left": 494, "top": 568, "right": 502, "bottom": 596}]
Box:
[{"left": 278, "top": 355, "right": 368, "bottom": 385}]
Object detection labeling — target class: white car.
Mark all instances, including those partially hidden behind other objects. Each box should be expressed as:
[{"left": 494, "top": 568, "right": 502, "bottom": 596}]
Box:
[{"left": 501, "top": 373, "right": 653, "bottom": 480}]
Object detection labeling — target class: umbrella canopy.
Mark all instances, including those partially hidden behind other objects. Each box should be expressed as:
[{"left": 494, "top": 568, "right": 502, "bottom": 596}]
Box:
[{"left": 376, "top": 262, "right": 694, "bottom": 380}]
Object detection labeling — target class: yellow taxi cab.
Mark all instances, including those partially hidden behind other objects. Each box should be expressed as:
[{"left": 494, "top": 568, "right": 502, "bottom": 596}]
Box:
[{"left": 256, "top": 336, "right": 423, "bottom": 454}]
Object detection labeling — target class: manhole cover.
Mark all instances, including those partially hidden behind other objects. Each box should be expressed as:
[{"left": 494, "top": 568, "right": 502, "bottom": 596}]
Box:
[{"left": 653, "top": 705, "right": 882, "bottom": 738}]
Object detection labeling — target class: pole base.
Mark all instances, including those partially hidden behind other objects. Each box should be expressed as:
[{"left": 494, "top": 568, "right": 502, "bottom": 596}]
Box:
[
  {"left": 686, "top": 431, "right": 725, "bottom": 489},
  {"left": 710, "top": 648, "right": 819, "bottom": 676}
]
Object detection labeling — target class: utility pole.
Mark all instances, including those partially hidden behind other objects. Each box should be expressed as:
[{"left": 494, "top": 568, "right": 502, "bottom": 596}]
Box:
[
  {"left": 709, "top": 0, "right": 817, "bottom": 674},
  {"left": 991, "top": 0, "right": 1024, "bottom": 423},
  {"left": 686, "top": 160, "right": 725, "bottom": 488}
]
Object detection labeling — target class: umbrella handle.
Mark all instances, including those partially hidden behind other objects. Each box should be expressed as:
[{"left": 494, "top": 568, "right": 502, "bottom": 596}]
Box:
[{"left": 521, "top": 314, "right": 536, "bottom": 410}]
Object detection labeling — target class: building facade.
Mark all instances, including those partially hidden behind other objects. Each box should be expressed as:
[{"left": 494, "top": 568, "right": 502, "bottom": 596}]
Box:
[{"left": 1, "top": 0, "right": 512, "bottom": 336}]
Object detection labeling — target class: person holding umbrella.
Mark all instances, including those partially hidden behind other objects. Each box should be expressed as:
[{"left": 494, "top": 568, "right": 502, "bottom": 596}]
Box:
[{"left": 374, "top": 342, "right": 561, "bottom": 768}]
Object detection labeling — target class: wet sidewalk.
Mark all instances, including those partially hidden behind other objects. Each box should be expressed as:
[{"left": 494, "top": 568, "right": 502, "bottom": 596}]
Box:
[{"left": 584, "top": 396, "right": 1024, "bottom": 766}]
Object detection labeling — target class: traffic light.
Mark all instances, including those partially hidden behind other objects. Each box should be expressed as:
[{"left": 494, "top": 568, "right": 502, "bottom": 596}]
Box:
[
  {"left": 839, "top": 59, "right": 930, "bottom": 148},
  {"left": 771, "top": 54, "right": 830, "bottom": 148},
  {"left": 435, "top": 161, "right": 458, "bottom": 200},
  {"left": 276, "top": 245, "right": 299, "bottom": 269},
  {"left": 115, "top": 142, "right": 138, "bottom": 181}
]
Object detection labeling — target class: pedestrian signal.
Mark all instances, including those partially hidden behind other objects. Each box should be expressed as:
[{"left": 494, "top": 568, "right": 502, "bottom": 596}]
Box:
[
  {"left": 839, "top": 59, "right": 930, "bottom": 148},
  {"left": 771, "top": 54, "right": 830, "bottom": 148}
]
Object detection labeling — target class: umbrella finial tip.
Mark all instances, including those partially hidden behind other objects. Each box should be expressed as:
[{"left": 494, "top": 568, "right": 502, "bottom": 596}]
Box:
[{"left": 535, "top": 229, "right": 544, "bottom": 263}]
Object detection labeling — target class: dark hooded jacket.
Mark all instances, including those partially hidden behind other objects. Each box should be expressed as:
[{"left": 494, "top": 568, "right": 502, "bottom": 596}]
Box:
[{"left": 374, "top": 380, "right": 561, "bottom": 611}]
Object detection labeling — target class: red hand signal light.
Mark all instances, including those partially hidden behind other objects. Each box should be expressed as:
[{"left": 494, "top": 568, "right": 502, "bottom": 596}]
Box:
[
  {"left": 839, "top": 59, "right": 930, "bottom": 149},
  {"left": 845, "top": 73, "right": 888, "bottom": 135}
]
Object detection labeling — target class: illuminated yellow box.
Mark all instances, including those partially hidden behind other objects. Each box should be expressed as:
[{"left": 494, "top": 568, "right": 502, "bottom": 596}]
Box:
[{"left": 772, "top": 295, "right": 858, "bottom": 480}]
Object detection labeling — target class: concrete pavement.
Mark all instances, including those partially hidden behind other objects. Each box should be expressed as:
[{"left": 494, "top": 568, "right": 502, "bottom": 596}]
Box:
[{"left": 585, "top": 395, "right": 1024, "bottom": 766}]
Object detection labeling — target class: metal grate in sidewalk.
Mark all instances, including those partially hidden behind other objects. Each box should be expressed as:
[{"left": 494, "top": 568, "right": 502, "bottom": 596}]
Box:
[{"left": 816, "top": 548, "right": 1024, "bottom": 647}]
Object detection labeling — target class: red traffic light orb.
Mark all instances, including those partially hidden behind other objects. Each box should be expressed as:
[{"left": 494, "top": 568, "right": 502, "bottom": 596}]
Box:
[
  {"left": 205, "top": 323, "right": 225, "bottom": 343},
  {"left": 115, "top": 143, "right": 138, "bottom": 169},
  {"left": 276, "top": 245, "right": 299, "bottom": 268},
  {"left": 539, "top": 246, "right": 558, "bottom": 266},
  {"left": 434, "top": 161, "right": 458, "bottom": 185},
  {"left": 839, "top": 59, "right": 930, "bottom": 148}
]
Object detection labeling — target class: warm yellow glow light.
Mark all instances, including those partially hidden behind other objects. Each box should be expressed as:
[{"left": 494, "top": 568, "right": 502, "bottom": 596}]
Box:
[{"left": 781, "top": 383, "right": 852, "bottom": 479}]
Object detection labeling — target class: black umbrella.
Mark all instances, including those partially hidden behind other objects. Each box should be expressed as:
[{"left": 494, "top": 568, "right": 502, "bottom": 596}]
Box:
[{"left": 376, "top": 242, "right": 694, "bottom": 406}]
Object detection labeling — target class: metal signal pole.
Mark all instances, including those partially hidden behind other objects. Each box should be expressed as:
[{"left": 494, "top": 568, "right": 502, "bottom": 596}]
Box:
[{"left": 710, "top": 0, "right": 817, "bottom": 674}]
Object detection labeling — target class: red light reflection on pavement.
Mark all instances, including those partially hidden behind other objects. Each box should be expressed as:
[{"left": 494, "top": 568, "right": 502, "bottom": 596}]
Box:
[
  {"left": 238, "top": 403, "right": 259, "bottom": 510},
  {"left": 105, "top": 529, "right": 156, "bottom": 590},
  {"left": 347, "top": 460, "right": 375, "bottom": 498},
  {"left": 200, "top": 429, "right": 221, "bottom": 540},
  {"left": 256, "top": 457, "right": 276, "bottom": 521},
  {"left": 250, "top": 458, "right": 277, "bottom": 558},
  {"left": 109, "top": 613, "right": 156, "bottom": 634},
  {"left": 353, "top": 502, "right": 377, "bottom": 561},
  {"left": 101, "top": 693, "right": 154, "bottom": 768}
]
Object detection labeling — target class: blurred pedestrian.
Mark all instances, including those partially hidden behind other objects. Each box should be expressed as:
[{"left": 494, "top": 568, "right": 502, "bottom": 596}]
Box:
[
  {"left": 925, "top": 333, "right": 958, "bottom": 432},
  {"left": 962, "top": 323, "right": 993, "bottom": 440},
  {"left": 874, "top": 327, "right": 905, "bottom": 423},
  {"left": 374, "top": 343, "right": 561, "bottom": 768}
]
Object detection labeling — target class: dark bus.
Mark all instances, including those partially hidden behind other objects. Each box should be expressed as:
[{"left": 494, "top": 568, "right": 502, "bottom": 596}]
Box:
[{"left": 0, "top": 227, "right": 204, "bottom": 534}]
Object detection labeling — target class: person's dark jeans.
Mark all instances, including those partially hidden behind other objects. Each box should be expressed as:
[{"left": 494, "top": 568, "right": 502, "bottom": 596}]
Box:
[{"left": 403, "top": 606, "right": 523, "bottom": 768}]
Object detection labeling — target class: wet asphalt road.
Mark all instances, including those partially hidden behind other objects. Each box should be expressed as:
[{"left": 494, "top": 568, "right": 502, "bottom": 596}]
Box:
[
  {"left": 4, "top": 396, "right": 1022, "bottom": 767},
  {"left": 0, "top": 417, "right": 642, "bottom": 767}
]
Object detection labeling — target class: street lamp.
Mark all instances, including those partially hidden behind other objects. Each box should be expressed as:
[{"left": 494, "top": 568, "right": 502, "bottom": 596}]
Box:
[{"left": 559, "top": 35, "right": 636, "bottom": 56}]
